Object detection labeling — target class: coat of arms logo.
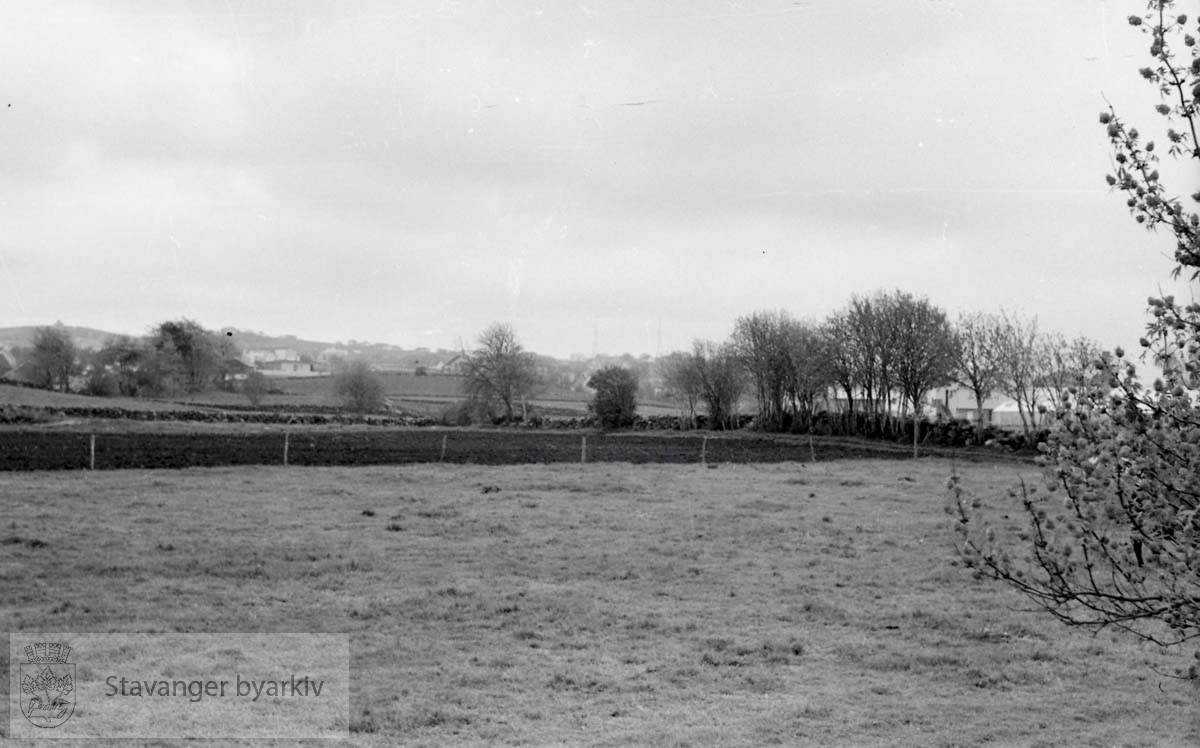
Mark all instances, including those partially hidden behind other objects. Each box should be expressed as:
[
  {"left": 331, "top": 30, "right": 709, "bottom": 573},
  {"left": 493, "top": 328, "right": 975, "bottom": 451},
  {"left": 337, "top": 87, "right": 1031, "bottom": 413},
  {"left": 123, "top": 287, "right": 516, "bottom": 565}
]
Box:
[{"left": 20, "top": 642, "right": 75, "bottom": 728}]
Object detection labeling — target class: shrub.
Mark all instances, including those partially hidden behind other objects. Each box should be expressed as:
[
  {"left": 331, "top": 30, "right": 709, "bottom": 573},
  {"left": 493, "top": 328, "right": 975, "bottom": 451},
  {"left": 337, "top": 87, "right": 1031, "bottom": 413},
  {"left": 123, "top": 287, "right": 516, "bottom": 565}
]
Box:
[
  {"left": 241, "top": 371, "right": 269, "bottom": 407},
  {"left": 334, "top": 360, "right": 386, "bottom": 417},
  {"left": 586, "top": 366, "right": 638, "bottom": 429}
]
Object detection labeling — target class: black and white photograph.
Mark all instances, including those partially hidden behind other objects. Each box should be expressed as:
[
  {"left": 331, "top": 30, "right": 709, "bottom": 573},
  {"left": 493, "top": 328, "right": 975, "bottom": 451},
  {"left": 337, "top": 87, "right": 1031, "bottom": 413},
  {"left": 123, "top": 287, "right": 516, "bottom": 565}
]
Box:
[{"left": 2, "top": 0, "right": 1198, "bottom": 744}]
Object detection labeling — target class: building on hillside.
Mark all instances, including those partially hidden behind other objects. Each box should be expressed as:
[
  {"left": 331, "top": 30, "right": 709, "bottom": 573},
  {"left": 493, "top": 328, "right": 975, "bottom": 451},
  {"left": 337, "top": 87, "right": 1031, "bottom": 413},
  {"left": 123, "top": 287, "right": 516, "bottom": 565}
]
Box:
[
  {"left": 222, "top": 358, "right": 255, "bottom": 384},
  {"left": 317, "top": 347, "right": 351, "bottom": 363},
  {"left": 241, "top": 348, "right": 300, "bottom": 366},
  {"left": 241, "top": 348, "right": 326, "bottom": 377},
  {"left": 435, "top": 354, "right": 467, "bottom": 375},
  {"left": 257, "top": 359, "right": 316, "bottom": 376}
]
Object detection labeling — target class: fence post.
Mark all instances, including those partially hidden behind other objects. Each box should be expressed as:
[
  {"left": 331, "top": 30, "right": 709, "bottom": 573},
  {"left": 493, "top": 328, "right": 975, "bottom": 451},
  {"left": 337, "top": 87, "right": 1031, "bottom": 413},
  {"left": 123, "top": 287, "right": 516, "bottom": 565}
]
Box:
[
  {"left": 283, "top": 432, "right": 289, "bottom": 466},
  {"left": 440, "top": 434, "right": 448, "bottom": 462},
  {"left": 581, "top": 435, "right": 587, "bottom": 464},
  {"left": 90, "top": 434, "right": 96, "bottom": 471},
  {"left": 701, "top": 435, "right": 708, "bottom": 465}
]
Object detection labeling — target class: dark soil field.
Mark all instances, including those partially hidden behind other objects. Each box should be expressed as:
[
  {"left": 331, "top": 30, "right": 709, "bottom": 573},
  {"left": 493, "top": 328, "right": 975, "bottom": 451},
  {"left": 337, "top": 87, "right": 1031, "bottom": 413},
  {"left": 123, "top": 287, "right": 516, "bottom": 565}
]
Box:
[{"left": 0, "top": 429, "right": 1027, "bottom": 472}]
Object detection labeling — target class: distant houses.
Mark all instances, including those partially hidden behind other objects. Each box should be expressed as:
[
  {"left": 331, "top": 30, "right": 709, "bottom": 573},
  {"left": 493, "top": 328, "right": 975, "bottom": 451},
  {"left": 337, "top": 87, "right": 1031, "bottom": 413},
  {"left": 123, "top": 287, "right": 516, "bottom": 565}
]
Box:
[
  {"left": 234, "top": 346, "right": 469, "bottom": 378},
  {"left": 240, "top": 348, "right": 319, "bottom": 377},
  {"left": 810, "top": 387, "right": 1057, "bottom": 432}
]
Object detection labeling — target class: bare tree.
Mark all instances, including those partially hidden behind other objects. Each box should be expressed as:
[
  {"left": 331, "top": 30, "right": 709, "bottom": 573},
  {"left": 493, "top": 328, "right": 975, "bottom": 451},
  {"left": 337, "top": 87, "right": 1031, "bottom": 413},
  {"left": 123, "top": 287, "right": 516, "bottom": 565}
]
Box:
[
  {"left": 658, "top": 351, "right": 702, "bottom": 428},
  {"left": 1040, "top": 333, "right": 1103, "bottom": 403},
  {"left": 845, "top": 295, "right": 883, "bottom": 425},
  {"left": 783, "top": 319, "right": 833, "bottom": 432},
  {"left": 952, "top": 311, "right": 1003, "bottom": 437},
  {"left": 989, "top": 308, "right": 1048, "bottom": 438},
  {"left": 821, "top": 312, "right": 860, "bottom": 429},
  {"left": 692, "top": 340, "right": 743, "bottom": 430},
  {"left": 890, "top": 293, "right": 959, "bottom": 457},
  {"left": 732, "top": 310, "right": 792, "bottom": 431},
  {"left": 828, "top": 291, "right": 906, "bottom": 436},
  {"left": 461, "top": 323, "right": 539, "bottom": 423}
]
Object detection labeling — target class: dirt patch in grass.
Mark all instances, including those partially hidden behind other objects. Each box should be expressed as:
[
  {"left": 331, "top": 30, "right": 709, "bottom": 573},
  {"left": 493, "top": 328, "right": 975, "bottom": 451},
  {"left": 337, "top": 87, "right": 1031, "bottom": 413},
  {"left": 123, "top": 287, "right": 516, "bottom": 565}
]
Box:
[{"left": 1, "top": 460, "right": 1196, "bottom": 746}]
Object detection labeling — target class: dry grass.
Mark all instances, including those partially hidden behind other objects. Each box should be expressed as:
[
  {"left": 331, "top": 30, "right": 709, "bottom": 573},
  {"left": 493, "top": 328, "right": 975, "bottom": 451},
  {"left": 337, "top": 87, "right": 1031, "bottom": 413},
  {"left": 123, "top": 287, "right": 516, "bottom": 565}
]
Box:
[{"left": 2, "top": 459, "right": 1197, "bottom": 746}]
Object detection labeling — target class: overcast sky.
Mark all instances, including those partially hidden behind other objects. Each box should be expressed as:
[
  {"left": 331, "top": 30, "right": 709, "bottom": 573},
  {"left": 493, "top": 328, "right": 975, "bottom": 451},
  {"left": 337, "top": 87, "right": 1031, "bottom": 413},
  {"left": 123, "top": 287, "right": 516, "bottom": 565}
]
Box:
[{"left": 1, "top": 0, "right": 1191, "bottom": 358}]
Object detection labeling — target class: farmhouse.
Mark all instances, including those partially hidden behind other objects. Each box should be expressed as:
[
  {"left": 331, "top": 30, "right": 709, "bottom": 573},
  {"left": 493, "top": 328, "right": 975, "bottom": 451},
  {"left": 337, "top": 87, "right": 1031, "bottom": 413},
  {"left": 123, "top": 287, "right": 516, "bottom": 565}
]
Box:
[
  {"left": 241, "top": 348, "right": 302, "bottom": 367},
  {"left": 813, "top": 387, "right": 1056, "bottom": 431}
]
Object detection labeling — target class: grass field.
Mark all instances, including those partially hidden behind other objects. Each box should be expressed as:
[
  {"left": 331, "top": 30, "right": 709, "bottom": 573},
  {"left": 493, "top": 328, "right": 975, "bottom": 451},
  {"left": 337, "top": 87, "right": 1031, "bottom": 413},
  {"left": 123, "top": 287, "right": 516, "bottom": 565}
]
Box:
[
  {"left": 0, "top": 384, "right": 218, "bottom": 413},
  {"left": 2, "top": 459, "right": 1197, "bottom": 746}
]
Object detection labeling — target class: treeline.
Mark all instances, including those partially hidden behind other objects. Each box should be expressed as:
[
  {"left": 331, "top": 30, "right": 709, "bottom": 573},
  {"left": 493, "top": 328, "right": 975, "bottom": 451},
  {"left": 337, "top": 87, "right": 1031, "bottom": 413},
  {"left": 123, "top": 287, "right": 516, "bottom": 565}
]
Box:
[
  {"left": 9, "top": 319, "right": 245, "bottom": 398},
  {"left": 8, "top": 292, "right": 1104, "bottom": 445},
  {"left": 656, "top": 289, "right": 1103, "bottom": 444}
]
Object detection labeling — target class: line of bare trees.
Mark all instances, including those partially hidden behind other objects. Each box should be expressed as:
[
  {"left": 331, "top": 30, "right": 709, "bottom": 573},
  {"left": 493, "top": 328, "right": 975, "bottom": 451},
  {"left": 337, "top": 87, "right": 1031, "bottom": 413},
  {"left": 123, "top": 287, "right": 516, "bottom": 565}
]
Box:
[{"left": 656, "top": 290, "right": 1104, "bottom": 448}]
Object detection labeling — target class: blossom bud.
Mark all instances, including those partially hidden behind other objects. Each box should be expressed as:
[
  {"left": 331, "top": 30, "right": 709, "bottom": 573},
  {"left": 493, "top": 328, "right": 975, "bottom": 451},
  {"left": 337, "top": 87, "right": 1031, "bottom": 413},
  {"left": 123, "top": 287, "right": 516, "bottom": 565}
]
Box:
[{"left": 1099, "top": 111, "right": 1112, "bottom": 124}]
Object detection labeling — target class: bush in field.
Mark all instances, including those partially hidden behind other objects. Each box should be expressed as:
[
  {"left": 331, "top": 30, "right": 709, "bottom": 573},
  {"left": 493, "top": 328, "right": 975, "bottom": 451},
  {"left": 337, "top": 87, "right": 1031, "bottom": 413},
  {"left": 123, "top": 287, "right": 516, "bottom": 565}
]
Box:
[
  {"left": 241, "top": 371, "right": 269, "bottom": 407},
  {"left": 587, "top": 366, "right": 638, "bottom": 429},
  {"left": 953, "top": 1, "right": 1200, "bottom": 666},
  {"left": 440, "top": 399, "right": 486, "bottom": 427},
  {"left": 81, "top": 368, "right": 120, "bottom": 397},
  {"left": 335, "top": 360, "right": 385, "bottom": 417}
]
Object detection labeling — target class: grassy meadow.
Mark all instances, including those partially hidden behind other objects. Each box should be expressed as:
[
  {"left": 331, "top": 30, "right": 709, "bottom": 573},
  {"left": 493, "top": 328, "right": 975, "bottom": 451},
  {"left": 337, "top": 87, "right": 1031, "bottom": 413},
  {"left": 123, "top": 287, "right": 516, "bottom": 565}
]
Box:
[{"left": 2, "top": 459, "right": 1197, "bottom": 746}]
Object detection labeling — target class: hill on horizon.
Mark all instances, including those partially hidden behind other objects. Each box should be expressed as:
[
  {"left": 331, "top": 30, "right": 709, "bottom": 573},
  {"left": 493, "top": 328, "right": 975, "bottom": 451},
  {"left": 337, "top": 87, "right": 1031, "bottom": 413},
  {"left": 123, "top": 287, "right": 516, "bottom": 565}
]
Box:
[
  {"left": 0, "top": 324, "right": 462, "bottom": 363},
  {"left": 0, "top": 324, "right": 131, "bottom": 351}
]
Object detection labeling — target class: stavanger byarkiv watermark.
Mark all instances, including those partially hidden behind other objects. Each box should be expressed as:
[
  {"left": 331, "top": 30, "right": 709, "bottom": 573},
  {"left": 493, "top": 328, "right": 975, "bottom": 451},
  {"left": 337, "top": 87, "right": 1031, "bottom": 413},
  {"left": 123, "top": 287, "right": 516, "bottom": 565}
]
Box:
[
  {"left": 20, "top": 642, "right": 75, "bottom": 728},
  {"left": 8, "top": 634, "right": 349, "bottom": 739}
]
